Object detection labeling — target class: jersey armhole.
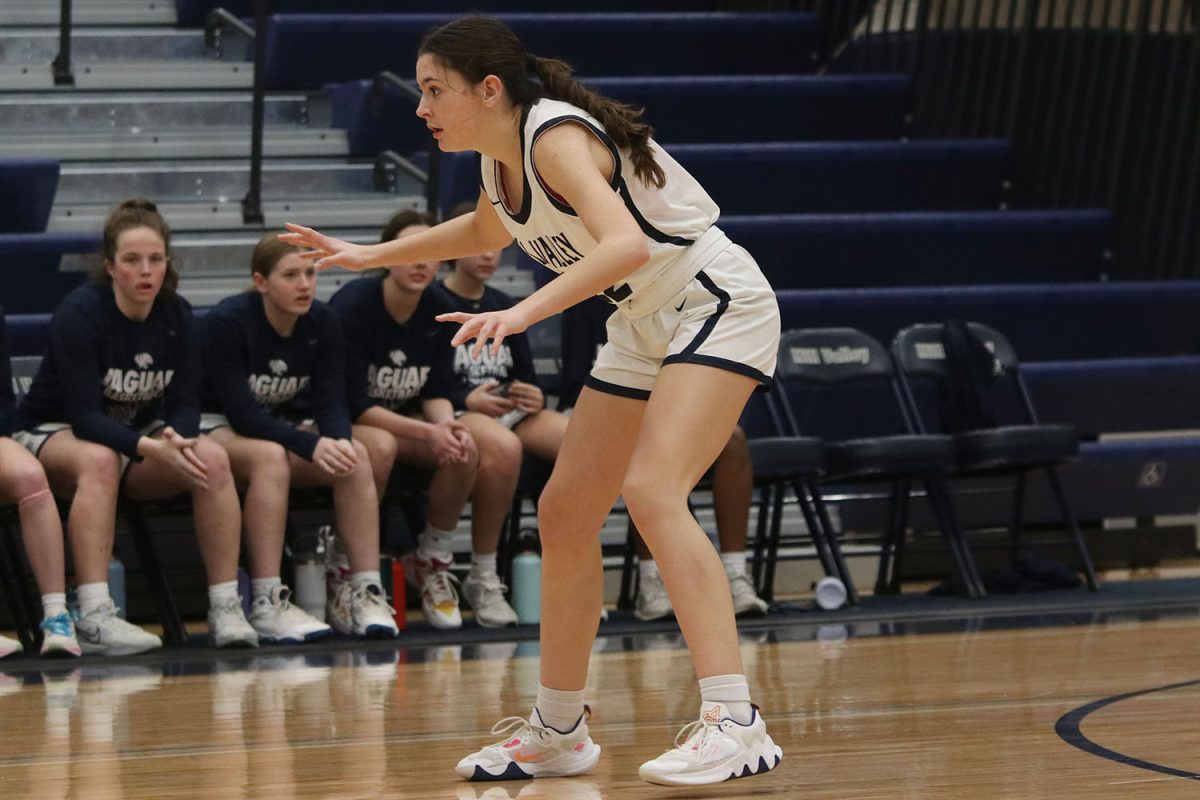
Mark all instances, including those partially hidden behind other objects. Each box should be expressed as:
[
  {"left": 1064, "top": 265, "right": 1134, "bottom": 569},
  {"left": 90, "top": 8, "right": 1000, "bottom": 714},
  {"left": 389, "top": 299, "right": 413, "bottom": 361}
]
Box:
[{"left": 529, "top": 117, "right": 621, "bottom": 216}]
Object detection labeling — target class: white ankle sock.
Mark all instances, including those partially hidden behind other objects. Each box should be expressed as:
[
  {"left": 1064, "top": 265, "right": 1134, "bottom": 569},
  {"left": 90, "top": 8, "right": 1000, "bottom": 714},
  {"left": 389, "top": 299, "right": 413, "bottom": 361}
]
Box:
[
  {"left": 252, "top": 576, "right": 281, "bottom": 601},
  {"left": 699, "top": 673, "right": 753, "bottom": 725},
  {"left": 419, "top": 525, "right": 456, "bottom": 562},
  {"left": 720, "top": 551, "right": 747, "bottom": 577},
  {"left": 351, "top": 571, "right": 382, "bottom": 590},
  {"left": 535, "top": 684, "right": 586, "bottom": 733},
  {"left": 471, "top": 552, "right": 497, "bottom": 580},
  {"left": 77, "top": 582, "right": 110, "bottom": 616},
  {"left": 638, "top": 558, "right": 660, "bottom": 582},
  {"left": 42, "top": 592, "right": 68, "bottom": 619},
  {"left": 208, "top": 580, "right": 240, "bottom": 607}
]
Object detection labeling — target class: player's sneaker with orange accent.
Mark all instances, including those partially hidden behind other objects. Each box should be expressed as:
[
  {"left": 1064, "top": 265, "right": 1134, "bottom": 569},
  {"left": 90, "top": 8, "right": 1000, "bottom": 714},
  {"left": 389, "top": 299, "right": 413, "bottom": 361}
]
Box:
[
  {"left": 456, "top": 707, "right": 601, "bottom": 781},
  {"left": 638, "top": 702, "right": 781, "bottom": 786},
  {"left": 402, "top": 552, "right": 463, "bottom": 629}
]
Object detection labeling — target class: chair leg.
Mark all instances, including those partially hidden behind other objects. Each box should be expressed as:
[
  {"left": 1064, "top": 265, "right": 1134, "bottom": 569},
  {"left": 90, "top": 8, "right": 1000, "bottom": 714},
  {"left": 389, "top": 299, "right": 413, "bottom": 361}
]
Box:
[
  {"left": 876, "top": 478, "right": 906, "bottom": 594},
  {"left": 804, "top": 479, "right": 860, "bottom": 605},
  {"left": 618, "top": 518, "right": 638, "bottom": 611},
  {"left": 924, "top": 477, "right": 986, "bottom": 599},
  {"left": 1046, "top": 466, "right": 1100, "bottom": 591},
  {"left": 761, "top": 485, "right": 787, "bottom": 602},
  {"left": 1009, "top": 473, "right": 1027, "bottom": 563},
  {"left": 791, "top": 479, "right": 837, "bottom": 579},
  {"left": 124, "top": 505, "right": 188, "bottom": 646},
  {"left": 750, "top": 485, "right": 772, "bottom": 592}
]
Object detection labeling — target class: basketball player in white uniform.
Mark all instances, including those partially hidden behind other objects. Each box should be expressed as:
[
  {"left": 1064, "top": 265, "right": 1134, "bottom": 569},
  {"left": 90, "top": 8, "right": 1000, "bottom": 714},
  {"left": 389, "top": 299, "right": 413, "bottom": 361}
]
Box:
[{"left": 281, "top": 15, "right": 782, "bottom": 788}]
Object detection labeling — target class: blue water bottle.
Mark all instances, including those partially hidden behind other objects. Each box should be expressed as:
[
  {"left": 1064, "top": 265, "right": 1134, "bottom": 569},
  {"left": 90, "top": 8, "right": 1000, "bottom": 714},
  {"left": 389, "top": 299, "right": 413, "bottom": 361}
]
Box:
[
  {"left": 108, "top": 557, "right": 126, "bottom": 619},
  {"left": 510, "top": 530, "right": 541, "bottom": 625}
]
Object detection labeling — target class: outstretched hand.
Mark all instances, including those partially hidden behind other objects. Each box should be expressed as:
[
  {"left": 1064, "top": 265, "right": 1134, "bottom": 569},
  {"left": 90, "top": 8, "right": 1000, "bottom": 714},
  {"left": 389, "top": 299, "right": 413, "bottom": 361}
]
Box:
[
  {"left": 279, "top": 223, "right": 375, "bottom": 272},
  {"left": 437, "top": 307, "right": 530, "bottom": 359}
]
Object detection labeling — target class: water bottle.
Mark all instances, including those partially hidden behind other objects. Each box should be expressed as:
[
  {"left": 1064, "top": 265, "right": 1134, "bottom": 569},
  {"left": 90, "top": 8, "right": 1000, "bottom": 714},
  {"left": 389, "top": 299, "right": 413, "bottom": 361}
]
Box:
[
  {"left": 107, "top": 558, "right": 126, "bottom": 619},
  {"left": 292, "top": 528, "right": 327, "bottom": 622},
  {"left": 510, "top": 530, "right": 541, "bottom": 625},
  {"left": 390, "top": 556, "right": 407, "bottom": 630}
]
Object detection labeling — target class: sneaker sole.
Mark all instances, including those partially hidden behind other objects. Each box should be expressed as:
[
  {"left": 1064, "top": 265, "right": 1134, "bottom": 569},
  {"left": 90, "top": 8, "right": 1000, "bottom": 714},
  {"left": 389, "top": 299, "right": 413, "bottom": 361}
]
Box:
[
  {"left": 459, "top": 742, "right": 602, "bottom": 781},
  {"left": 210, "top": 636, "right": 259, "bottom": 649},
  {"left": 638, "top": 738, "right": 782, "bottom": 786},
  {"left": 257, "top": 628, "right": 335, "bottom": 644},
  {"left": 40, "top": 641, "right": 83, "bottom": 658},
  {"left": 358, "top": 624, "right": 399, "bottom": 639},
  {"left": 79, "top": 640, "right": 162, "bottom": 656}
]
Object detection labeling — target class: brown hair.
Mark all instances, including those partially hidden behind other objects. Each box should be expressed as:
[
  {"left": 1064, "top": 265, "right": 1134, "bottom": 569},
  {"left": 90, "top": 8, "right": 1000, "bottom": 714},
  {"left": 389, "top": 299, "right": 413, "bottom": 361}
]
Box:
[
  {"left": 250, "top": 233, "right": 304, "bottom": 280},
  {"left": 419, "top": 15, "right": 666, "bottom": 188},
  {"left": 94, "top": 198, "right": 179, "bottom": 300},
  {"left": 379, "top": 208, "right": 438, "bottom": 243}
]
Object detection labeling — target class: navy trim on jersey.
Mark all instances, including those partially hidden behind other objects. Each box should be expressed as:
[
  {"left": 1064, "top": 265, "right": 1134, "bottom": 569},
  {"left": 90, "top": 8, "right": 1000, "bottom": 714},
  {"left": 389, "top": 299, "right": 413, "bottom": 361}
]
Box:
[
  {"left": 662, "top": 353, "right": 771, "bottom": 387},
  {"left": 584, "top": 375, "right": 651, "bottom": 401},
  {"left": 529, "top": 115, "right": 622, "bottom": 217},
  {"left": 496, "top": 105, "right": 534, "bottom": 224},
  {"left": 616, "top": 178, "right": 695, "bottom": 247},
  {"left": 678, "top": 270, "right": 730, "bottom": 358}
]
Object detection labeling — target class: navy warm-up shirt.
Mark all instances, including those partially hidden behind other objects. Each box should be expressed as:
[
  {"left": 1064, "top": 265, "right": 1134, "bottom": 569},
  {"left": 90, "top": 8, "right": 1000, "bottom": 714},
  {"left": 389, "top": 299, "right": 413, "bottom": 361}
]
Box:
[
  {"left": 328, "top": 277, "right": 457, "bottom": 419},
  {"left": 0, "top": 305, "right": 14, "bottom": 438},
  {"left": 17, "top": 282, "right": 200, "bottom": 458},
  {"left": 202, "top": 292, "right": 352, "bottom": 461},
  {"left": 432, "top": 280, "right": 538, "bottom": 410}
]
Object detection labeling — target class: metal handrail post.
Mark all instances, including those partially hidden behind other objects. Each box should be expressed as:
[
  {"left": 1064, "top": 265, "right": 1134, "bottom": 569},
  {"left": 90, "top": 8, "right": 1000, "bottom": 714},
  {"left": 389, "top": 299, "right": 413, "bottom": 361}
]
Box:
[
  {"left": 242, "top": 0, "right": 269, "bottom": 225},
  {"left": 51, "top": 0, "right": 74, "bottom": 86}
]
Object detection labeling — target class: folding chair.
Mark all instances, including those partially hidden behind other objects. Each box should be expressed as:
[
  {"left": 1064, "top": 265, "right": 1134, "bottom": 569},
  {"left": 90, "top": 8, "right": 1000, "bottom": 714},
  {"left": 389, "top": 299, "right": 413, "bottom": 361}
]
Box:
[
  {"left": 770, "top": 327, "right": 986, "bottom": 598},
  {"left": 891, "top": 321, "right": 1099, "bottom": 591}
]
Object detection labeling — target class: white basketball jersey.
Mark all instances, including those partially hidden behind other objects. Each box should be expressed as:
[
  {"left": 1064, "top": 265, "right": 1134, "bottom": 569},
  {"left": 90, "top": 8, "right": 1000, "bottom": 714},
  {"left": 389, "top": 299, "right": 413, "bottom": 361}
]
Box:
[{"left": 480, "top": 98, "right": 730, "bottom": 319}]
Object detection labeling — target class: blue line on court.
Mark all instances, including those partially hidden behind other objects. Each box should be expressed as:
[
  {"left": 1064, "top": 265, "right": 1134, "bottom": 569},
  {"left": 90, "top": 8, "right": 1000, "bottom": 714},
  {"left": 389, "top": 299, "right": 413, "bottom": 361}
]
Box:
[{"left": 1055, "top": 679, "right": 1200, "bottom": 780}]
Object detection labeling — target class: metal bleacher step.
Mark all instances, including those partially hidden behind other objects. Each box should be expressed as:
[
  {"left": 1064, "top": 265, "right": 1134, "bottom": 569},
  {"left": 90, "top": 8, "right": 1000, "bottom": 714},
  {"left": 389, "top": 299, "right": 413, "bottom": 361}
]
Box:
[
  {"left": 0, "top": 90, "right": 321, "bottom": 131},
  {"left": 0, "top": 0, "right": 176, "bottom": 27},
  {"left": 48, "top": 195, "right": 425, "bottom": 233},
  {"left": 0, "top": 59, "right": 253, "bottom": 90},
  {"left": 55, "top": 160, "right": 424, "bottom": 203},
  {"left": 0, "top": 27, "right": 218, "bottom": 64},
  {"left": 0, "top": 126, "right": 350, "bottom": 160}
]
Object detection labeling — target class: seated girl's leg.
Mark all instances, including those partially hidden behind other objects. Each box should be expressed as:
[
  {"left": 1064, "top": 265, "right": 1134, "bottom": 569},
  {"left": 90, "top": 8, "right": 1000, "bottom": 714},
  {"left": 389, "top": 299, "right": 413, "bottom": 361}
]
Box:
[
  {"left": 37, "top": 431, "right": 160, "bottom": 655},
  {"left": 0, "top": 437, "right": 79, "bottom": 657},
  {"left": 352, "top": 423, "right": 399, "bottom": 502},
  {"left": 290, "top": 439, "right": 395, "bottom": 638},
  {"left": 454, "top": 413, "right": 523, "bottom": 628},
  {"left": 125, "top": 433, "right": 257, "bottom": 649},
  {"left": 513, "top": 408, "right": 570, "bottom": 464},
  {"left": 206, "top": 428, "right": 330, "bottom": 644}
]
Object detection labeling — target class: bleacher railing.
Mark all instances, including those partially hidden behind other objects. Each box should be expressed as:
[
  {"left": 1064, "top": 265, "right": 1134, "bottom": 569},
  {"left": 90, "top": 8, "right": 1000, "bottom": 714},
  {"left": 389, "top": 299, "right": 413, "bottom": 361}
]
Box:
[{"left": 799, "top": 0, "right": 1200, "bottom": 281}]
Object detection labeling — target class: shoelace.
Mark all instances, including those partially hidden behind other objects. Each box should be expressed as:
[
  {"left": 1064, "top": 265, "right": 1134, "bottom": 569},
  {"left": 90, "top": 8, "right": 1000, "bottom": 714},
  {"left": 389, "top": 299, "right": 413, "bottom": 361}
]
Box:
[
  {"left": 354, "top": 584, "right": 397, "bottom": 616},
  {"left": 487, "top": 716, "right": 554, "bottom": 749},
  {"left": 471, "top": 573, "right": 509, "bottom": 596},
  {"left": 40, "top": 613, "right": 74, "bottom": 638},
  {"left": 425, "top": 569, "right": 461, "bottom": 604},
  {"left": 670, "top": 719, "right": 719, "bottom": 756}
]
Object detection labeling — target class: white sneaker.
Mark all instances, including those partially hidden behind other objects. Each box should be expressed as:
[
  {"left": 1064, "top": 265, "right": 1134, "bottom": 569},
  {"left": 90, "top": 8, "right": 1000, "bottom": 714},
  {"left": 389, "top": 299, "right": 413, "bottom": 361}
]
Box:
[
  {"left": 728, "top": 572, "right": 769, "bottom": 617},
  {"left": 402, "top": 552, "right": 463, "bottom": 629},
  {"left": 207, "top": 599, "right": 259, "bottom": 649},
  {"left": 0, "top": 633, "right": 22, "bottom": 659},
  {"left": 326, "top": 565, "right": 353, "bottom": 634},
  {"left": 634, "top": 572, "right": 673, "bottom": 621},
  {"left": 464, "top": 572, "right": 519, "bottom": 628},
  {"left": 638, "top": 702, "right": 782, "bottom": 786},
  {"left": 74, "top": 600, "right": 162, "bottom": 656},
  {"left": 249, "top": 586, "right": 334, "bottom": 643},
  {"left": 456, "top": 707, "right": 601, "bottom": 781},
  {"left": 39, "top": 612, "right": 82, "bottom": 657},
  {"left": 349, "top": 583, "right": 399, "bottom": 639}
]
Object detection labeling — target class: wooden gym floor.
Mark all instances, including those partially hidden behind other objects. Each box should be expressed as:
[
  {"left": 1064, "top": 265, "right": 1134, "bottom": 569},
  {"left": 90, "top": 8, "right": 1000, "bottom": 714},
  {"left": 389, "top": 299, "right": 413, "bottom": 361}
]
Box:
[{"left": 0, "top": 594, "right": 1198, "bottom": 798}]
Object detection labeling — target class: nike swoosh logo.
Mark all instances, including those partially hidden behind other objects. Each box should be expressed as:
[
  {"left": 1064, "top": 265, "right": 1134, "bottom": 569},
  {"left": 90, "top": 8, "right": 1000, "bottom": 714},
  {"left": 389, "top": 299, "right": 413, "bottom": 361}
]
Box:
[{"left": 674, "top": 300, "right": 686, "bottom": 312}]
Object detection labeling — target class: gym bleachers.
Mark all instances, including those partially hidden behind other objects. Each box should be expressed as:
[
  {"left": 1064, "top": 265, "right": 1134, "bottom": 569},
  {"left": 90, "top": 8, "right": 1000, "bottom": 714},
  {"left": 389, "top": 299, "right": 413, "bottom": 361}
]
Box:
[
  {"left": 0, "top": 158, "right": 59, "bottom": 233},
  {"left": 260, "top": 12, "right": 821, "bottom": 91}
]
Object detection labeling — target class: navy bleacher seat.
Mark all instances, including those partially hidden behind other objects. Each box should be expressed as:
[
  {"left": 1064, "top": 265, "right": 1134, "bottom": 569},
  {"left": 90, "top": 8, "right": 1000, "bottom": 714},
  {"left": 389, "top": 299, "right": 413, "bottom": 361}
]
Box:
[
  {"left": 262, "top": 13, "right": 820, "bottom": 90},
  {"left": 1024, "top": 356, "right": 1200, "bottom": 437},
  {"left": 775, "top": 281, "right": 1200, "bottom": 362},
  {"left": 673, "top": 140, "right": 1007, "bottom": 214},
  {"left": 1, "top": 232, "right": 98, "bottom": 315},
  {"left": 726, "top": 209, "right": 1110, "bottom": 289},
  {"left": 0, "top": 159, "right": 59, "bottom": 234},
  {"left": 330, "top": 74, "right": 914, "bottom": 158}
]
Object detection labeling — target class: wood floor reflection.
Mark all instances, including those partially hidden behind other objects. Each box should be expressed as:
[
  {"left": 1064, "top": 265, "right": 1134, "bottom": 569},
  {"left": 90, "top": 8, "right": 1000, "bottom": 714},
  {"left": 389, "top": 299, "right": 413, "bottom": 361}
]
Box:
[{"left": 0, "top": 617, "right": 1198, "bottom": 798}]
